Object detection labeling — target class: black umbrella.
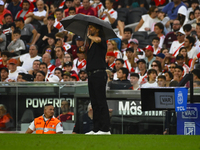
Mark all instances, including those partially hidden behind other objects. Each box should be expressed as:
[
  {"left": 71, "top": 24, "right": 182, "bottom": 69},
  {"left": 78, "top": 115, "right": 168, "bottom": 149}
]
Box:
[{"left": 60, "top": 14, "right": 117, "bottom": 40}]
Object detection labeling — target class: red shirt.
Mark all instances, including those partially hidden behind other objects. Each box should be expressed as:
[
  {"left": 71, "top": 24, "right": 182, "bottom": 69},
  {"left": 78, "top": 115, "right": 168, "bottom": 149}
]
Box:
[
  {"left": 0, "top": 58, "right": 7, "bottom": 69},
  {"left": 57, "top": 112, "right": 74, "bottom": 122},
  {"left": 64, "top": 7, "right": 78, "bottom": 17},
  {"left": 77, "top": 6, "right": 97, "bottom": 17},
  {"left": 0, "top": 9, "right": 11, "bottom": 25}
]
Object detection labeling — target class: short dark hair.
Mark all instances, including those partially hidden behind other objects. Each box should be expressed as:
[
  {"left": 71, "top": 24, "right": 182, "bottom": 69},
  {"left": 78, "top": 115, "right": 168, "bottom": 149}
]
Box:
[
  {"left": 124, "top": 27, "right": 133, "bottom": 34},
  {"left": 186, "top": 36, "right": 195, "bottom": 47},
  {"left": 119, "top": 67, "right": 129, "bottom": 78},
  {"left": 121, "top": 39, "right": 128, "bottom": 45},
  {"left": 165, "top": 71, "right": 173, "bottom": 80},
  {"left": 44, "top": 104, "right": 53, "bottom": 109},
  {"left": 1, "top": 51, "right": 10, "bottom": 58},
  {"left": 55, "top": 67, "right": 63, "bottom": 76},
  {"left": 13, "top": 29, "right": 21, "bottom": 35},
  {"left": 191, "top": 69, "right": 200, "bottom": 79},
  {"left": 115, "top": 59, "right": 124, "bottom": 64},
  {"left": 40, "top": 62, "right": 47, "bottom": 68},
  {"left": 55, "top": 8, "right": 63, "bottom": 13},
  {"left": 152, "top": 37, "right": 160, "bottom": 42},
  {"left": 106, "top": 0, "right": 114, "bottom": 3},
  {"left": 69, "top": 7, "right": 76, "bottom": 12},
  {"left": 155, "top": 22, "right": 164, "bottom": 32},
  {"left": 175, "top": 65, "right": 183, "bottom": 72},
  {"left": 55, "top": 46, "right": 64, "bottom": 52},
  {"left": 4, "top": 13, "right": 12, "bottom": 18},
  {"left": 183, "top": 24, "right": 192, "bottom": 32},
  {"left": 147, "top": 69, "right": 157, "bottom": 81},
  {"left": 157, "top": 75, "right": 166, "bottom": 81},
  {"left": 130, "top": 72, "right": 139, "bottom": 79},
  {"left": 197, "top": 23, "right": 200, "bottom": 27}
]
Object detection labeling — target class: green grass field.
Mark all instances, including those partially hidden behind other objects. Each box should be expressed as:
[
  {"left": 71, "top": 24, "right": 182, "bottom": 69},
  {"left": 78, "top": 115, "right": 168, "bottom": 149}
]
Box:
[{"left": 0, "top": 134, "right": 199, "bottom": 150}]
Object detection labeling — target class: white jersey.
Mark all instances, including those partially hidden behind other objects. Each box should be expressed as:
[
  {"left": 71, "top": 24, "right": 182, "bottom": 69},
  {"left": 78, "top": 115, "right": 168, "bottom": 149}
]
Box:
[
  {"left": 33, "top": 10, "right": 46, "bottom": 25},
  {"left": 159, "top": 35, "right": 165, "bottom": 48},
  {"left": 54, "top": 18, "right": 65, "bottom": 32},
  {"left": 141, "top": 81, "right": 158, "bottom": 88},
  {"left": 20, "top": 53, "right": 41, "bottom": 71},
  {"left": 72, "top": 58, "right": 87, "bottom": 74},
  {"left": 169, "top": 40, "right": 184, "bottom": 57},
  {"left": 92, "top": 2, "right": 105, "bottom": 17},
  {"left": 9, "top": 66, "right": 27, "bottom": 81},
  {"left": 101, "top": 8, "right": 117, "bottom": 24},
  {"left": 187, "top": 46, "right": 199, "bottom": 59}
]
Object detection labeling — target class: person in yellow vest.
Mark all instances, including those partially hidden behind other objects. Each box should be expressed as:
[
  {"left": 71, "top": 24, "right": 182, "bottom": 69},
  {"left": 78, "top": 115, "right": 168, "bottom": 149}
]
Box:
[{"left": 25, "top": 104, "right": 63, "bottom": 134}]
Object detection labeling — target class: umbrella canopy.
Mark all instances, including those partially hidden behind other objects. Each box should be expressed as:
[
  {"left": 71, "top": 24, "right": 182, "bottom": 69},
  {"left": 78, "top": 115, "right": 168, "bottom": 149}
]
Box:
[{"left": 60, "top": 14, "right": 117, "bottom": 40}]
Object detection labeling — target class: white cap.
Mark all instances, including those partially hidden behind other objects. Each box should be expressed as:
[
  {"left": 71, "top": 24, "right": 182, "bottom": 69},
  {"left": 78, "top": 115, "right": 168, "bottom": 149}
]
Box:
[
  {"left": 0, "top": 0, "right": 4, "bottom": 5},
  {"left": 48, "top": 74, "right": 59, "bottom": 82},
  {"left": 177, "top": 27, "right": 185, "bottom": 35}
]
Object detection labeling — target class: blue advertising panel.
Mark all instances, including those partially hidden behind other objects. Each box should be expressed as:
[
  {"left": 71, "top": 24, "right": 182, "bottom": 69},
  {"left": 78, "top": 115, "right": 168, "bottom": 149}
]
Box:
[
  {"left": 177, "top": 103, "right": 200, "bottom": 135},
  {"left": 175, "top": 88, "right": 188, "bottom": 112}
]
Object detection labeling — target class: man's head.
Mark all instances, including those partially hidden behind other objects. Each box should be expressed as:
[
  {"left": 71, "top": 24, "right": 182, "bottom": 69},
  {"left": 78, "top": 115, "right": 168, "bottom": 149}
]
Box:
[
  {"left": 44, "top": 104, "right": 54, "bottom": 118},
  {"left": 74, "top": 0, "right": 81, "bottom": 7},
  {"left": 42, "top": 53, "right": 51, "bottom": 65},
  {"left": 0, "top": 0, "right": 4, "bottom": 13},
  {"left": 126, "top": 48, "right": 134, "bottom": 59},
  {"left": 55, "top": 46, "right": 64, "bottom": 58},
  {"left": 147, "top": 69, "right": 157, "bottom": 82},
  {"left": 137, "top": 59, "right": 146, "bottom": 71},
  {"left": 55, "top": 8, "right": 63, "bottom": 21},
  {"left": 62, "top": 71, "right": 71, "bottom": 81},
  {"left": 123, "top": 28, "right": 132, "bottom": 40},
  {"left": 13, "top": 29, "right": 21, "bottom": 40},
  {"left": 61, "top": 100, "right": 70, "bottom": 113},
  {"left": 115, "top": 59, "right": 124, "bottom": 71},
  {"left": 184, "top": 36, "right": 195, "bottom": 49},
  {"left": 191, "top": 69, "right": 200, "bottom": 81},
  {"left": 29, "top": 45, "right": 38, "bottom": 58},
  {"left": 75, "top": 36, "right": 84, "bottom": 47},
  {"left": 65, "top": 0, "right": 74, "bottom": 8},
  {"left": 79, "top": 69, "right": 88, "bottom": 81},
  {"left": 183, "top": 24, "right": 192, "bottom": 36},
  {"left": 4, "top": 13, "right": 13, "bottom": 24},
  {"left": 152, "top": 37, "right": 160, "bottom": 48},
  {"left": 106, "top": 51, "right": 115, "bottom": 64},
  {"left": 8, "top": 58, "right": 17, "bottom": 72},
  {"left": 50, "top": 2, "right": 58, "bottom": 14},
  {"left": 68, "top": 7, "right": 76, "bottom": 15},
  {"left": 173, "top": 20, "right": 181, "bottom": 32},
  {"left": 130, "top": 73, "right": 139, "bottom": 85},
  {"left": 121, "top": 39, "right": 128, "bottom": 49},
  {"left": 39, "top": 62, "right": 48, "bottom": 74},
  {"left": 176, "top": 28, "right": 185, "bottom": 43},
  {"left": 0, "top": 104, "right": 6, "bottom": 118},
  {"left": 0, "top": 67, "right": 9, "bottom": 81},
  {"left": 63, "top": 61, "right": 73, "bottom": 72},
  {"left": 88, "top": 23, "right": 101, "bottom": 36},
  {"left": 174, "top": 66, "right": 183, "bottom": 78},
  {"left": 176, "top": 54, "right": 184, "bottom": 66},
  {"left": 191, "top": 0, "right": 199, "bottom": 9},
  {"left": 82, "top": 0, "right": 90, "bottom": 10},
  {"left": 157, "top": 75, "right": 166, "bottom": 87},
  {"left": 1, "top": 51, "right": 9, "bottom": 62},
  {"left": 54, "top": 68, "right": 63, "bottom": 80},
  {"left": 14, "top": 17, "right": 24, "bottom": 28},
  {"left": 22, "top": 0, "right": 30, "bottom": 11},
  {"left": 35, "top": 71, "right": 45, "bottom": 81},
  {"left": 36, "top": 0, "right": 44, "bottom": 11},
  {"left": 117, "top": 67, "right": 129, "bottom": 80},
  {"left": 144, "top": 45, "right": 154, "bottom": 58},
  {"left": 154, "top": 22, "right": 164, "bottom": 34},
  {"left": 32, "top": 60, "right": 40, "bottom": 71},
  {"left": 47, "top": 15, "right": 55, "bottom": 27}
]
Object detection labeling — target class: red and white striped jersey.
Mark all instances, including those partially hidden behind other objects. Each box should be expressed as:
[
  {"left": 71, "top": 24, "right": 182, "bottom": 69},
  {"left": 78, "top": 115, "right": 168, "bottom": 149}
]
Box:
[
  {"left": 54, "top": 18, "right": 65, "bottom": 32},
  {"left": 124, "top": 60, "right": 135, "bottom": 73},
  {"left": 59, "top": 0, "right": 65, "bottom": 8},
  {"left": 92, "top": 2, "right": 105, "bottom": 17},
  {"left": 63, "top": 42, "right": 71, "bottom": 54},
  {"left": 48, "top": 64, "right": 56, "bottom": 74},
  {"left": 72, "top": 58, "right": 87, "bottom": 74}
]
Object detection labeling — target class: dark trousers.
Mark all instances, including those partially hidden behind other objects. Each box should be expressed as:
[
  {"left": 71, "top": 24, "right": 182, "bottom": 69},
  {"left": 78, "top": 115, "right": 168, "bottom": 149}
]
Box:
[{"left": 88, "top": 71, "right": 110, "bottom": 132}]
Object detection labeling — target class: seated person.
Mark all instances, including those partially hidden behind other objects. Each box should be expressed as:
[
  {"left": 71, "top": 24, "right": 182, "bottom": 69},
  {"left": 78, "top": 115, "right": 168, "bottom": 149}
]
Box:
[
  {"left": 78, "top": 69, "right": 88, "bottom": 81},
  {"left": 57, "top": 100, "right": 74, "bottom": 122},
  {"left": 55, "top": 46, "right": 64, "bottom": 67},
  {"left": 7, "top": 29, "right": 25, "bottom": 56},
  {"left": 62, "top": 71, "right": 71, "bottom": 82},
  {"left": 141, "top": 69, "right": 158, "bottom": 88},
  {"left": 0, "top": 51, "right": 9, "bottom": 69},
  {"left": 0, "top": 67, "right": 13, "bottom": 82},
  {"left": 106, "top": 51, "right": 116, "bottom": 71},
  {"left": 54, "top": 67, "right": 63, "bottom": 82},
  {"left": 42, "top": 53, "right": 56, "bottom": 74},
  {"left": 152, "top": 37, "right": 161, "bottom": 55},
  {"left": 154, "top": 22, "right": 165, "bottom": 49},
  {"left": 34, "top": 70, "right": 45, "bottom": 82},
  {"left": 172, "top": 65, "right": 184, "bottom": 83},
  {"left": 73, "top": 47, "right": 86, "bottom": 74},
  {"left": 28, "top": 60, "right": 41, "bottom": 78},
  {"left": 0, "top": 24, "right": 6, "bottom": 51},
  {"left": 0, "top": 104, "right": 13, "bottom": 131},
  {"left": 77, "top": 0, "right": 97, "bottom": 17},
  {"left": 130, "top": 73, "right": 140, "bottom": 90},
  {"left": 157, "top": 75, "right": 166, "bottom": 87}
]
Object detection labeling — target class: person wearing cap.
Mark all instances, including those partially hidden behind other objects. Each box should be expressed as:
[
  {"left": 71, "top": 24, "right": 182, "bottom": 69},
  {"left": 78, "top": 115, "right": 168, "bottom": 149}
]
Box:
[
  {"left": 18, "top": 45, "right": 41, "bottom": 71},
  {"left": 0, "top": 67, "right": 13, "bottom": 82},
  {"left": 0, "top": 0, "right": 11, "bottom": 25},
  {"left": 184, "top": 36, "right": 199, "bottom": 59},
  {"left": 42, "top": 53, "right": 56, "bottom": 74},
  {"left": 124, "top": 48, "right": 137, "bottom": 73},
  {"left": 106, "top": 51, "right": 116, "bottom": 71},
  {"left": 70, "top": 74, "right": 79, "bottom": 81},
  {"left": 130, "top": 73, "right": 140, "bottom": 90},
  {"left": 62, "top": 71, "right": 71, "bottom": 82},
  {"left": 0, "top": 24, "right": 6, "bottom": 51},
  {"left": 62, "top": 61, "right": 77, "bottom": 75},
  {"left": 34, "top": 71, "right": 45, "bottom": 81},
  {"left": 73, "top": 46, "right": 87, "bottom": 74},
  {"left": 24, "top": 0, "right": 47, "bottom": 25},
  {"left": 156, "top": 53, "right": 165, "bottom": 70},
  {"left": 175, "top": 54, "right": 189, "bottom": 77},
  {"left": 0, "top": 51, "right": 9, "bottom": 69},
  {"left": 14, "top": 17, "right": 38, "bottom": 46},
  {"left": 55, "top": 32, "right": 71, "bottom": 53},
  {"left": 54, "top": 67, "right": 63, "bottom": 82},
  {"left": 169, "top": 28, "right": 185, "bottom": 57},
  {"left": 144, "top": 45, "right": 156, "bottom": 70},
  {"left": 137, "top": 59, "right": 148, "bottom": 85},
  {"left": 141, "top": 69, "right": 158, "bottom": 88},
  {"left": 78, "top": 69, "right": 88, "bottom": 81}
]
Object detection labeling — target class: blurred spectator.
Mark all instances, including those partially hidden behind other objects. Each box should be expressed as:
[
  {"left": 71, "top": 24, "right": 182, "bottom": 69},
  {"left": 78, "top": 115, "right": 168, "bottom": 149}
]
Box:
[
  {"left": 178, "top": 47, "right": 190, "bottom": 66},
  {"left": 0, "top": 0, "right": 11, "bottom": 25},
  {"left": 191, "top": 52, "right": 200, "bottom": 70},
  {"left": 62, "top": 71, "right": 71, "bottom": 81},
  {"left": 121, "top": 39, "right": 128, "bottom": 53},
  {"left": 151, "top": 60, "right": 162, "bottom": 76},
  {"left": 62, "top": 61, "right": 77, "bottom": 75},
  {"left": 144, "top": 45, "right": 156, "bottom": 69},
  {"left": 77, "top": 0, "right": 97, "bottom": 17},
  {"left": 54, "top": 67, "right": 63, "bottom": 82},
  {"left": 0, "top": 24, "right": 6, "bottom": 51},
  {"left": 28, "top": 59, "right": 40, "bottom": 78},
  {"left": 196, "top": 23, "right": 200, "bottom": 40},
  {"left": 55, "top": 46, "right": 64, "bottom": 67},
  {"left": 113, "top": 58, "right": 124, "bottom": 80},
  {"left": 8, "top": 58, "right": 19, "bottom": 81},
  {"left": 70, "top": 73, "right": 79, "bottom": 81},
  {"left": 7, "top": 0, "right": 22, "bottom": 18},
  {"left": 55, "top": 32, "right": 71, "bottom": 53},
  {"left": 177, "top": 6, "right": 188, "bottom": 26},
  {"left": 0, "top": 104, "right": 13, "bottom": 131},
  {"left": 106, "top": 69, "right": 113, "bottom": 83},
  {"left": 42, "top": 53, "right": 56, "bottom": 73},
  {"left": 136, "top": 59, "right": 147, "bottom": 84},
  {"left": 40, "top": 46, "right": 56, "bottom": 65},
  {"left": 0, "top": 51, "right": 9, "bottom": 69},
  {"left": 73, "top": 46, "right": 86, "bottom": 74},
  {"left": 69, "top": 36, "right": 84, "bottom": 59},
  {"left": 184, "top": 36, "right": 198, "bottom": 59},
  {"left": 0, "top": 67, "right": 12, "bottom": 82},
  {"left": 39, "top": 62, "right": 49, "bottom": 80},
  {"left": 21, "top": 74, "right": 34, "bottom": 81},
  {"left": 169, "top": 28, "right": 185, "bottom": 57},
  {"left": 18, "top": 45, "right": 41, "bottom": 71},
  {"left": 163, "top": 19, "right": 181, "bottom": 49},
  {"left": 14, "top": 17, "right": 38, "bottom": 46},
  {"left": 106, "top": 51, "right": 116, "bottom": 71},
  {"left": 16, "top": 72, "right": 25, "bottom": 82},
  {"left": 141, "top": 69, "right": 158, "bottom": 88},
  {"left": 187, "top": 7, "right": 200, "bottom": 28},
  {"left": 156, "top": 53, "right": 165, "bottom": 66},
  {"left": 175, "top": 54, "right": 189, "bottom": 76},
  {"left": 124, "top": 48, "right": 137, "bottom": 73},
  {"left": 74, "top": 0, "right": 81, "bottom": 8},
  {"left": 49, "top": 2, "right": 58, "bottom": 17},
  {"left": 72, "top": 103, "right": 93, "bottom": 134},
  {"left": 48, "top": 74, "right": 60, "bottom": 82},
  {"left": 127, "top": 0, "right": 149, "bottom": 10},
  {"left": 157, "top": 75, "right": 166, "bottom": 87},
  {"left": 99, "top": 0, "right": 117, "bottom": 27},
  {"left": 122, "top": 27, "right": 132, "bottom": 41},
  {"left": 63, "top": 53, "right": 73, "bottom": 64},
  {"left": 116, "top": 67, "right": 130, "bottom": 82},
  {"left": 7, "top": 29, "right": 25, "bottom": 56},
  {"left": 162, "top": 0, "right": 186, "bottom": 20},
  {"left": 189, "top": 12, "right": 195, "bottom": 21},
  {"left": 154, "top": 22, "right": 165, "bottom": 48},
  {"left": 64, "top": 0, "right": 77, "bottom": 17},
  {"left": 152, "top": 37, "right": 161, "bottom": 55},
  {"left": 168, "top": 63, "right": 177, "bottom": 76},
  {"left": 135, "top": 6, "right": 159, "bottom": 32},
  {"left": 25, "top": 0, "right": 47, "bottom": 25},
  {"left": 187, "top": 0, "right": 199, "bottom": 20},
  {"left": 107, "top": 40, "right": 122, "bottom": 58},
  {"left": 15, "top": 0, "right": 34, "bottom": 20},
  {"left": 54, "top": 8, "right": 65, "bottom": 33},
  {"left": 34, "top": 71, "right": 45, "bottom": 81},
  {"left": 130, "top": 73, "right": 140, "bottom": 90},
  {"left": 57, "top": 100, "right": 74, "bottom": 122},
  {"left": 173, "top": 65, "right": 183, "bottom": 82},
  {"left": 164, "top": 71, "right": 173, "bottom": 86},
  {"left": 157, "top": 11, "right": 171, "bottom": 32},
  {"left": 191, "top": 69, "right": 200, "bottom": 81},
  {"left": 183, "top": 24, "right": 192, "bottom": 37},
  {"left": 78, "top": 69, "right": 88, "bottom": 81},
  {"left": 2, "top": 13, "right": 15, "bottom": 47},
  {"left": 91, "top": 0, "right": 105, "bottom": 17}
]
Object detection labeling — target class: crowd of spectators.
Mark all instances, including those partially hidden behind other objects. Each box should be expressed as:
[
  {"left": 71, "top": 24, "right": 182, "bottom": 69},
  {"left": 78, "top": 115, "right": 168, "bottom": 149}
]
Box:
[{"left": 0, "top": 0, "right": 200, "bottom": 89}]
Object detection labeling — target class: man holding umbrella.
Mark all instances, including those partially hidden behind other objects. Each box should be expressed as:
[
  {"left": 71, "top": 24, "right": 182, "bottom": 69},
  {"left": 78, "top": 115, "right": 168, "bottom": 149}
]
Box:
[{"left": 86, "top": 23, "right": 111, "bottom": 135}]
